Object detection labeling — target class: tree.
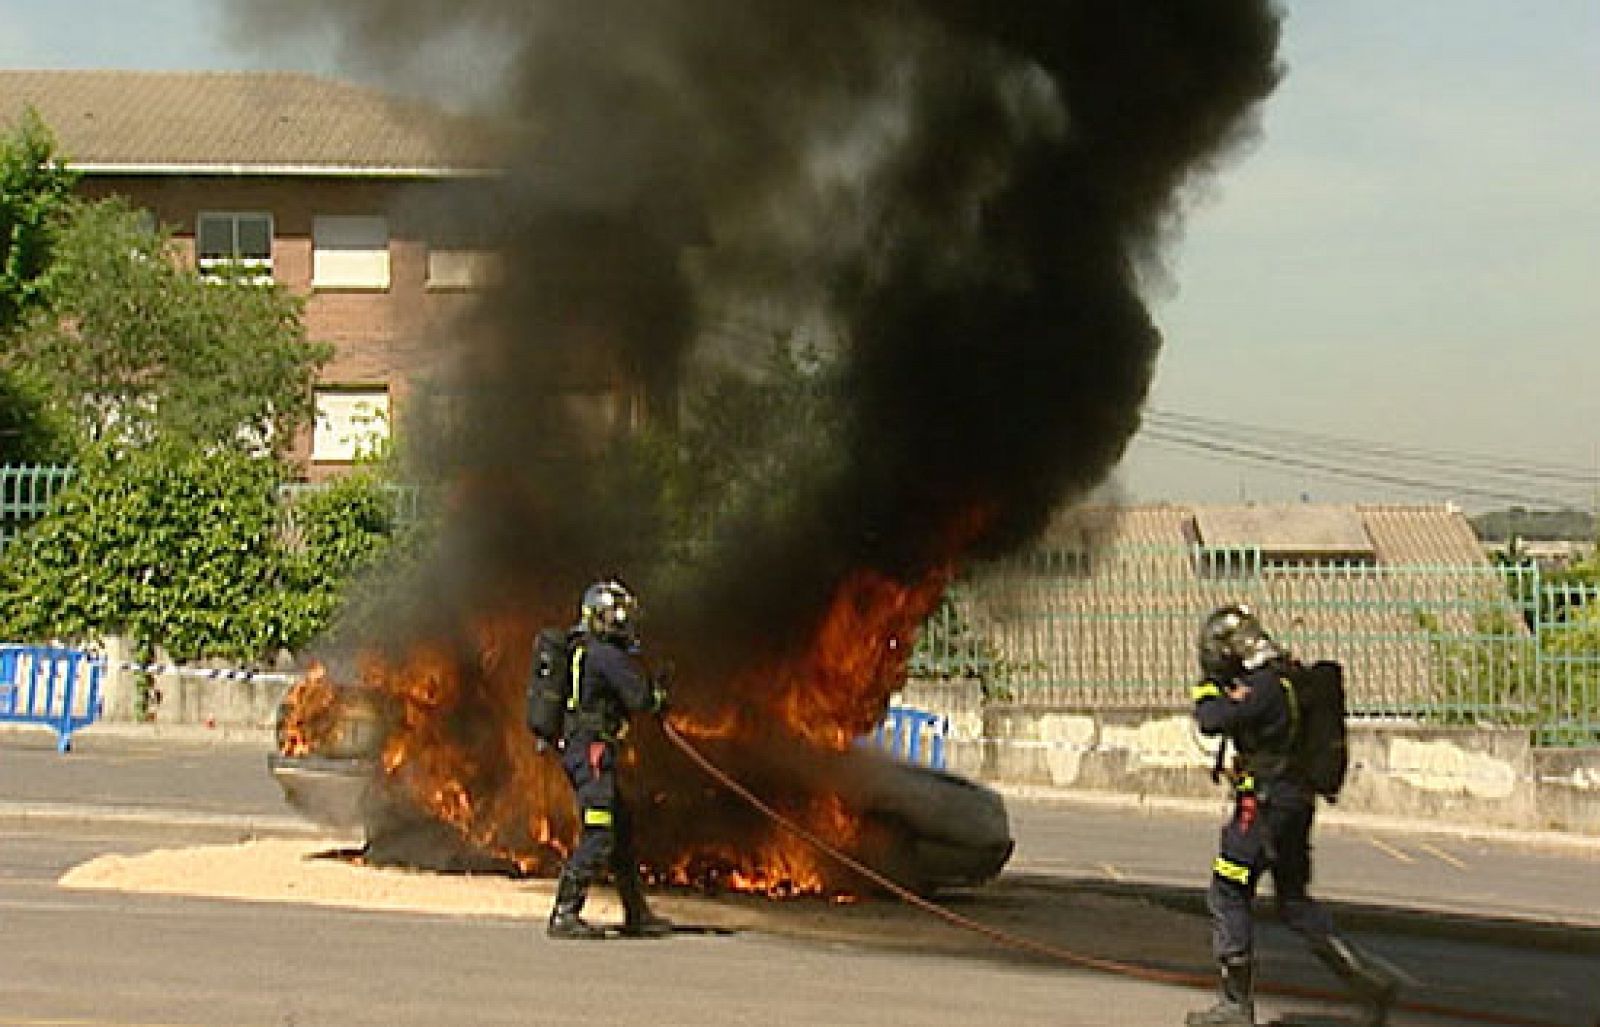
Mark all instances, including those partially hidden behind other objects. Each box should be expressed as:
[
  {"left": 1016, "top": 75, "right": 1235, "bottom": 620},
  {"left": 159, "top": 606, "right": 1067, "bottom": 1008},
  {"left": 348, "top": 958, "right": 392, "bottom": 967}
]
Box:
[
  {"left": 642, "top": 336, "right": 845, "bottom": 549},
  {"left": 0, "top": 107, "right": 79, "bottom": 462},
  {"left": 0, "top": 364, "right": 74, "bottom": 464},
  {"left": 0, "top": 106, "right": 76, "bottom": 333},
  {"left": 17, "top": 199, "right": 331, "bottom": 457}
]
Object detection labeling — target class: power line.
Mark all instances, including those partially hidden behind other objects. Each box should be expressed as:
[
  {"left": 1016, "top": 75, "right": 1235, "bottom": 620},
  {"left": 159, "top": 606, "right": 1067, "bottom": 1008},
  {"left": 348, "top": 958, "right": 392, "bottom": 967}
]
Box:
[
  {"left": 1145, "top": 408, "right": 1599, "bottom": 486},
  {"left": 1138, "top": 428, "right": 1582, "bottom": 509}
]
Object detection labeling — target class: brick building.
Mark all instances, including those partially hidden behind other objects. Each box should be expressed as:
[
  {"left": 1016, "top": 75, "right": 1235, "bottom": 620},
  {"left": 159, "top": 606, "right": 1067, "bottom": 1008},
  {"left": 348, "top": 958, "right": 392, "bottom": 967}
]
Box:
[{"left": 1, "top": 70, "right": 510, "bottom": 478}]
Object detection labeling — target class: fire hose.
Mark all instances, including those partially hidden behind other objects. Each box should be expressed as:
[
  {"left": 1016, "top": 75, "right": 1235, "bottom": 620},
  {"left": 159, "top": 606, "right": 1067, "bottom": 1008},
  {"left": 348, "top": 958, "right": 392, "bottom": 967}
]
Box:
[{"left": 661, "top": 718, "right": 1571, "bottom": 1027}]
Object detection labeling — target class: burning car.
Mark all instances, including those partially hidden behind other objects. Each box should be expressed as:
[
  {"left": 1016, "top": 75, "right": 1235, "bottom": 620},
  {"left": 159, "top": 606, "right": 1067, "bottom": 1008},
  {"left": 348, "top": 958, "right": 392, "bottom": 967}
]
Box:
[{"left": 269, "top": 650, "right": 1013, "bottom": 897}]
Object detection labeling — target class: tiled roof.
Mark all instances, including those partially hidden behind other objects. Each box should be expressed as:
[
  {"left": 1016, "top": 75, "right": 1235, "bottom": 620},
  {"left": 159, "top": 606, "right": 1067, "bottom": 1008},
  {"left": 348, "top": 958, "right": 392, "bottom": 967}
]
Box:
[
  {"left": 1360, "top": 505, "right": 1487, "bottom": 565},
  {"left": 0, "top": 70, "right": 506, "bottom": 175},
  {"left": 1043, "top": 502, "right": 1486, "bottom": 566}
]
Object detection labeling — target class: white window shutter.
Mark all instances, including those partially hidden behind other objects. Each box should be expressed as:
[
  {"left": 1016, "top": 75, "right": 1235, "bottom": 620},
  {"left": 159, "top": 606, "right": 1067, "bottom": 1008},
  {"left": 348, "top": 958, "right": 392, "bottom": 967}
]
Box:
[{"left": 313, "top": 215, "right": 391, "bottom": 290}]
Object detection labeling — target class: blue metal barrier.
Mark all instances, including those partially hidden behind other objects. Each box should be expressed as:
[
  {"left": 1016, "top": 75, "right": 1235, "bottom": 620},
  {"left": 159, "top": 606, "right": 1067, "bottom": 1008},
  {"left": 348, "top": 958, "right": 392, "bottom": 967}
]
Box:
[
  {"left": 862, "top": 705, "right": 948, "bottom": 770},
  {"left": 0, "top": 644, "right": 104, "bottom": 752}
]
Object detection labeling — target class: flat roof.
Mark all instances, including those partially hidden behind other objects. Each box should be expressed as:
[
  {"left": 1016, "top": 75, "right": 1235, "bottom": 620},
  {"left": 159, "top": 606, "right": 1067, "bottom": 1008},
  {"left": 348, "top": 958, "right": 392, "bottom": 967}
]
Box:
[{"left": 1192, "top": 504, "right": 1376, "bottom": 557}]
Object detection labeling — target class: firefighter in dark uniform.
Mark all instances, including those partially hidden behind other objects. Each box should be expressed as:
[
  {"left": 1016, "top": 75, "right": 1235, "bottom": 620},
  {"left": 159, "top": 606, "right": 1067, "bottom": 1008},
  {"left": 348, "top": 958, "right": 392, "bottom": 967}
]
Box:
[
  {"left": 1187, "top": 604, "right": 1398, "bottom": 1027},
  {"left": 547, "top": 578, "right": 673, "bottom": 940}
]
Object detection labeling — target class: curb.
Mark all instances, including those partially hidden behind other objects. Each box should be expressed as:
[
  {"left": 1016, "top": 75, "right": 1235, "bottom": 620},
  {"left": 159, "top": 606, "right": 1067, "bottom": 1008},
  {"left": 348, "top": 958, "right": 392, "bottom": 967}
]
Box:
[
  {"left": 0, "top": 721, "right": 276, "bottom": 746},
  {"left": 1013, "top": 873, "right": 1600, "bottom": 956},
  {"left": 994, "top": 783, "right": 1600, "bottom": 855},
  {"left": 0, "top": 800, "right": 348, "bottom": 840}
]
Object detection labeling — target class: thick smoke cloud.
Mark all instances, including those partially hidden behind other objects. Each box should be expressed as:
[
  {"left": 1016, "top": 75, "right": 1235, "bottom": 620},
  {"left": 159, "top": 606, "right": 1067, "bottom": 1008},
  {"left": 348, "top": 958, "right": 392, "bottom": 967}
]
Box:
[{"left": 234, "top": 2, "right": 1282, "bottom": 688}]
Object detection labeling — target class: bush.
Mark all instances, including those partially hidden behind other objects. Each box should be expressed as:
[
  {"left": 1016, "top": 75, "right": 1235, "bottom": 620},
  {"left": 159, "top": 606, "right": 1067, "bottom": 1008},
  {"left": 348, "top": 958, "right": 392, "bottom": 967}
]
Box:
[{"left": 0, "top": 444, "right": 398, "bottom": 663}]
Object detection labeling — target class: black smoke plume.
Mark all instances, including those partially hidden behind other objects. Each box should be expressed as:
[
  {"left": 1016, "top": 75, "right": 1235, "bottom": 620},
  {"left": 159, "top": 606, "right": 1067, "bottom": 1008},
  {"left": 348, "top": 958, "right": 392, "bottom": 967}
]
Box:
[{"left": 236, "top": 1, "right": 1281, "bottom": 714}]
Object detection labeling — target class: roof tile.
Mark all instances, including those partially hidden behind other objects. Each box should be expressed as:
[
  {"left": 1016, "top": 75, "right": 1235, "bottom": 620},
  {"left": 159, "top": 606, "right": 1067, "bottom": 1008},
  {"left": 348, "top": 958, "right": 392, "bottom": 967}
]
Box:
[{"left": 0, "top": 70, "right": 507, "bottom": 173}]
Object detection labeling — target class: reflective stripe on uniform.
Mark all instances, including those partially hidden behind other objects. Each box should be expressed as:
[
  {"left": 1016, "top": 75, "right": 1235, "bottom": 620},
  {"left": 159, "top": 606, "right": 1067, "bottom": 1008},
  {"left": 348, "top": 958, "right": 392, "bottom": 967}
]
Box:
[
  {"left": 1281, "top": 675, "right": 1302, "bottom": 746},
  {"left": 1192, "top": 681, "right": 1224, "bottom": 702},
  {"left": 567, "top": 645, "right": 586, "bottom": 711},
  {"left": 583, "top": 808, "right": 613, "bottom": 828},
  {"left": 1213, "top": 856, "right": 1252, "bottom": 885}
]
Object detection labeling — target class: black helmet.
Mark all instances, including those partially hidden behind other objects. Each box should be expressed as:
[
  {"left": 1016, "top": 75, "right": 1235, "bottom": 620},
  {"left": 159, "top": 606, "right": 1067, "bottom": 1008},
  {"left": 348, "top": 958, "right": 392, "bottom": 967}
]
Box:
[
  {"left": 1197, "top": 603, "right": 1283, "bottom": 678},
  {"left": 580, "top": 578, "right": 638, "bottom": 644}
]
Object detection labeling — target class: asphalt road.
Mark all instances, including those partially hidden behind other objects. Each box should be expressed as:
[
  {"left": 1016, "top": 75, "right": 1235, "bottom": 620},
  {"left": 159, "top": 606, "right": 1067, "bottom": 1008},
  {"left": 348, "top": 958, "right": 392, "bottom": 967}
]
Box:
[
  {"left": 1005, "top": 793, "right": 1600, "bottom": 930},
  {"left": 1, "top": 727, "right": 1597, "bottom": 1026},
  {"left": 1, "top": 820, "right": 1215, "bottom": 1027}
]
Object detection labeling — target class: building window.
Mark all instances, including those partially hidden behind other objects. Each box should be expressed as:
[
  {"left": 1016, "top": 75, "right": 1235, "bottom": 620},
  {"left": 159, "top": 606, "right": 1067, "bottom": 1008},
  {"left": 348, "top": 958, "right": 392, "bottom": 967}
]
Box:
[
  {"left": 313, "top": 387, "right": 391, "bottom": 463},
  {"left": 313, "top": 215, "right": 391, "bottom": 290},
  {"left": 426, "top": 247, "right": 499, "bottom": 290},
  {"left": 196, "top": 211, "right": 273, "bottom": 283}
]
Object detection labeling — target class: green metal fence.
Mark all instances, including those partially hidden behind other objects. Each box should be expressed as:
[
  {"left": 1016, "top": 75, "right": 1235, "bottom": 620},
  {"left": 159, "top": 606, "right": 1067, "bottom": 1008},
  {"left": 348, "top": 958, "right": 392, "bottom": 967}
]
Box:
[
  {"left": 1, "top": 468, "right": 422, "bottom": 554},
  {"left": 0, "top": 465, "right": 75, "bottom": 551},
  {"left": 913, "top": 544, "right": 1600, "bottom": 742}
]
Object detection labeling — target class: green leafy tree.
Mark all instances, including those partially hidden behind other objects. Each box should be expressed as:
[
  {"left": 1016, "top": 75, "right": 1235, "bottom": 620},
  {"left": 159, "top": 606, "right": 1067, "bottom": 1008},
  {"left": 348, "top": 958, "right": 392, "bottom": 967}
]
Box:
[
  {"left": 641, "top": 337, "right": 845, "bottom": 550},
  {"left": 1, "top": 107, "right": 79, "bottom": 461},
  {"left": 0, "top": 365, "right": 74, "bottom": 464},
  {"left": 17, "top": 199, "right": 330, "bottom": 456},
  {"left": 0, "top": 106, "right": 76, "bottom": 333}
]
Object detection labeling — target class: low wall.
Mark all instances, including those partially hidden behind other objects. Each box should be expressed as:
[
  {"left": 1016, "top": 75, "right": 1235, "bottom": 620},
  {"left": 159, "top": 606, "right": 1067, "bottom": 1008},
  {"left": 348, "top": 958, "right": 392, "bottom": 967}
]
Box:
[
  {"left": 1535, "top": 747, "right": 1600, "bottom": 835},
  {"left": 89, "top": 661, "right": 1600, "bottom": 837},
  {"left": 976, "top": 701, "right": 1600, "bottom": 836},
  {"left": 96, "top": 636, "right": 293, "bottom": 731}
]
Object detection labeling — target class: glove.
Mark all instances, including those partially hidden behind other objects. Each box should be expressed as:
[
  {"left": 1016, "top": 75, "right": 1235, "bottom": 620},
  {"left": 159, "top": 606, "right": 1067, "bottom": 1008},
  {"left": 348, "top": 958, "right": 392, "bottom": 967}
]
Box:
[{"left": 651, "top": 685, "right": 670, "bottom": 717}]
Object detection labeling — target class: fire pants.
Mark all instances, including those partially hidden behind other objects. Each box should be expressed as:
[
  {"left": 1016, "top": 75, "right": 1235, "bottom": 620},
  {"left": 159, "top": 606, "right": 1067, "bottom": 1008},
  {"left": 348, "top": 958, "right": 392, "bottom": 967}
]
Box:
[
  {"left": 1207, "top": 779, "right": 1334, "bottom": 959},
  {"left": 560, "top": 738, "right": 640, "bottom": 886}
]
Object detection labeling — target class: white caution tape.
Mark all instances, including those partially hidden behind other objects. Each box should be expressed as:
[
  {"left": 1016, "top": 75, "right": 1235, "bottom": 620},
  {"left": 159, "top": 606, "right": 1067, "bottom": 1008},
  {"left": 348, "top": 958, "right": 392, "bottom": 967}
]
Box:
[
  {"left": 2, "top": 644, "right": 301, "bottom": 686},
  {"left": 108, "top": 660, "right": 299, "bottom": 685}
]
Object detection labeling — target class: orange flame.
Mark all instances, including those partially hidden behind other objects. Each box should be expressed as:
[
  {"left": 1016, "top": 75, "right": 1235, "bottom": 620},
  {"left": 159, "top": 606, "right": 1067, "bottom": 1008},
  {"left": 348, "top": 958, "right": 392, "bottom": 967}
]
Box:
[
  {"left": 659, "top": 792, "right": 861, "bottom": 898},
  {"left": 354, "top": 618, "right": 577, "bottom": 875},
  {"left": 276, "top": 664, "right": 340, "bottom": 758},
  {"left": 703, "top": 565, "right": 953, "bottom": 751},
  {"left": 779, "top": 566, "right": 952, "bottom": 748}
]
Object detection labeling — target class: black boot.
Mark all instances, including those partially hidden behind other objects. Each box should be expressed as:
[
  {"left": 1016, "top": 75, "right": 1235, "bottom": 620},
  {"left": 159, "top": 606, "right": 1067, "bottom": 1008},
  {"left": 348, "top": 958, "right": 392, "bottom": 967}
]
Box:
[
  {"left": 1186, "top": 954, "right": 1255, "bottom": 1026},
  {"left": 547, "top": 871, "right": 608, "bottom": 940},
  {"left": 616, "top": 864, "right": 674, "bottom": 939},
  {"left": 1311, "top": 935, "right": 1399, "bottom": 1026}
]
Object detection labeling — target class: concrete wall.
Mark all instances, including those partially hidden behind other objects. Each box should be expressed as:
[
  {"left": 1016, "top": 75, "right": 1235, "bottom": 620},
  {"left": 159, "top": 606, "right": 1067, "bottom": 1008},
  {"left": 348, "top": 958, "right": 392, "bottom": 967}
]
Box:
[
  {"left": 89, "top": 662, "right": 1600, "bottom": 837},
  {"left": 975, "top": 700, "right": 1600, "bottom": 836},
  {"left": 1534, "top": 747, "right": 1600, "bottom": 835},
  {"left": 96, "top": 636, "right": 295, "bottom": 732}
]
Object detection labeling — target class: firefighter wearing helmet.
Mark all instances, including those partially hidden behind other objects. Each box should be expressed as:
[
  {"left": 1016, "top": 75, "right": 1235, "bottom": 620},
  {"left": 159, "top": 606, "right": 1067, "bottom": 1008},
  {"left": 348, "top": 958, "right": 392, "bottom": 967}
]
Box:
[
  {"left": 1187, "top": 604, "right": 1398, "bottom": 1026},
  {"left": 547, "top": 578, "right": 672, "bottom": 940}
]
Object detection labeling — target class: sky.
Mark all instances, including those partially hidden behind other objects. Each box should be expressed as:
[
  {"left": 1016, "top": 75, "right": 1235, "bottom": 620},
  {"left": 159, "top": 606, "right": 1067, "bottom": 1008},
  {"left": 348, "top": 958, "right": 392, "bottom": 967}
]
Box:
[{"left": 1, "top": 0, "right": 1595, "bottom": 513}]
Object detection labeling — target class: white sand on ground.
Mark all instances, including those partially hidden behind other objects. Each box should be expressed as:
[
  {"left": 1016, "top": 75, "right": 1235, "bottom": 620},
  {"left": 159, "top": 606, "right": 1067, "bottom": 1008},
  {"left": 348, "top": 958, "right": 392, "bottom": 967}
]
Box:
[{"left": 57, "top": 838, "right": 1207, "bottom": 966}]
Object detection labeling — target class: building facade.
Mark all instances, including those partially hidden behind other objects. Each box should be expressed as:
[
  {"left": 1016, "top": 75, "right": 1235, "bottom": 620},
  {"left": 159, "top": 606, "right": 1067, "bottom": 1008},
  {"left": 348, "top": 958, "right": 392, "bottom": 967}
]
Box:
[{"left": 2, "top": 70, "right": 509, "bottom": 479}]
